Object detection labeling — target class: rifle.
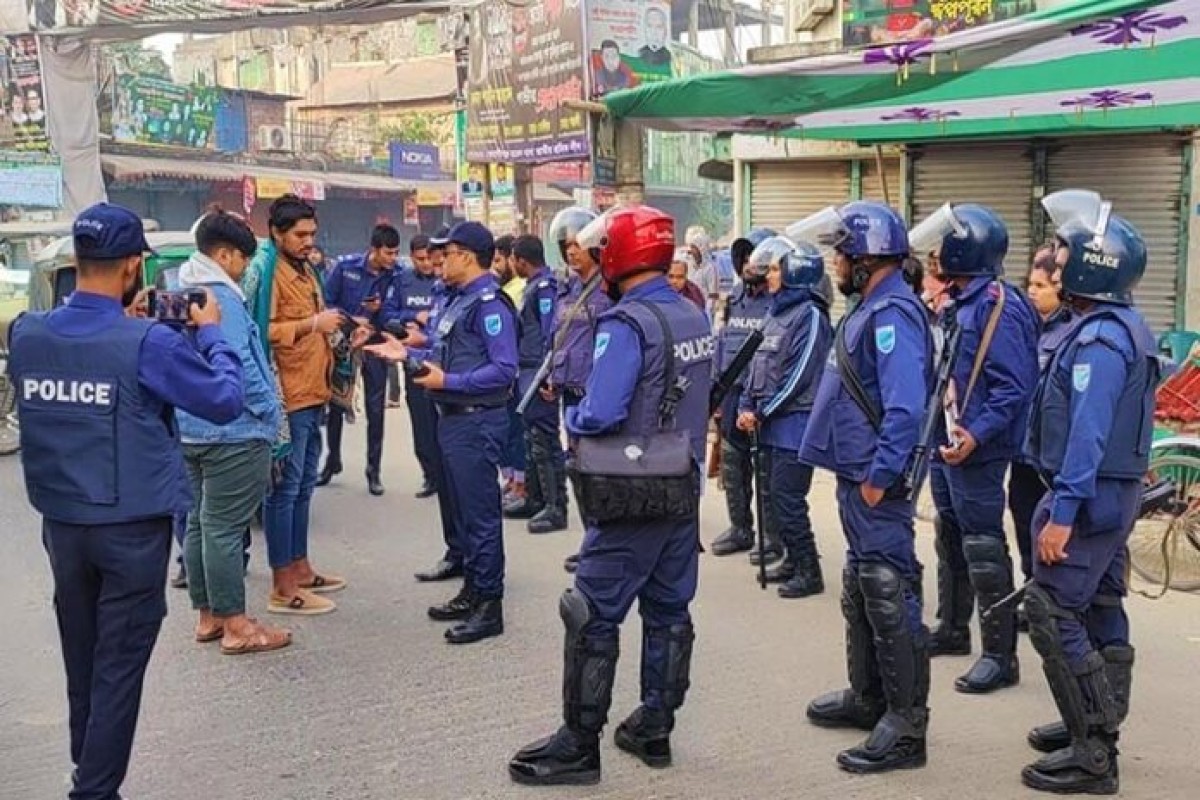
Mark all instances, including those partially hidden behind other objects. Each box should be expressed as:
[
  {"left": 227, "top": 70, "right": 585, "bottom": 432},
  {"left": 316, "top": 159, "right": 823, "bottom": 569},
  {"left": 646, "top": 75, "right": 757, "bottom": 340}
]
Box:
[
  {"left": 901, "top": 312, "right": 963, "bottom": 500},
  {"left": 709, "top": 329, "right": 764, "bottom": 416},
  {"left": 516, "top": 272, "right": 603, "bottom": 415},
  {"left": 750, "top": 427, "right": 769, "bottom": 591}
]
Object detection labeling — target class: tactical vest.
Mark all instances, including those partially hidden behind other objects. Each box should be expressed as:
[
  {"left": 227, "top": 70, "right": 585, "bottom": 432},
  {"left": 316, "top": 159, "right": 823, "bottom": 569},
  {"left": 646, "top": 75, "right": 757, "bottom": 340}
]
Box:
[
  {"left": 719, "top": 288, "right": 772, "bottom": 373},
  {"left": 602, "top": 295, "right": 714, "bottom": 464},
  {"left": 9, "top": 313, "right": 187, "bottom": 525},
  {"left": 428, "top": 286, "right": 514, "bottom": 408},
  {"left": 518, "top": 271, "right": 557, "bottom": 370},
  {"left": 553, "top": 274, "right": 614, "bottom": 389},
  {"left": 393, "top": 268, "right": 438, "bottom": 314},
  {"left": 745, "top": 298, "right": 832, "bottom": 417},
  {"left": 1027, "top": 306, "right": 1158, "bottom": 480}
]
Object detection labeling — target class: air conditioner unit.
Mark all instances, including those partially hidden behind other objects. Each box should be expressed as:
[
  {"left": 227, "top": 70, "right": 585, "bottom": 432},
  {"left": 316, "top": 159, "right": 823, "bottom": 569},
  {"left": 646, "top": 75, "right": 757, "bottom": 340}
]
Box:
[
  {"left": 792, "top": 0, "right": 836, "bottom": 32},
  {"left": 257, "top": 125, "right": 292, "bottom": 152}
]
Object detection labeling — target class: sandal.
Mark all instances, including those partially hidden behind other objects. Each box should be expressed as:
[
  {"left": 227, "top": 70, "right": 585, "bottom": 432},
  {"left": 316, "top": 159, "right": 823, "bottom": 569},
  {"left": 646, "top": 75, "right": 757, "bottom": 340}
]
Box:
[
  {"left": 195, "top": 625, "right": 224, "bottom": 644},
  {"left": 220, "top": 621, "right": 292, "bottom": 656}
]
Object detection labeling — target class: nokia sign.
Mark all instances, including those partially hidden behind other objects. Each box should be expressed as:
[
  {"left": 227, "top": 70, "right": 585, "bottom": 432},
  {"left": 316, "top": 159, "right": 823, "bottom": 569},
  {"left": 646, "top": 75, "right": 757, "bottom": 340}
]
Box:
[{"left": 389, "top": 142, "right": 443, "bottom": 181}]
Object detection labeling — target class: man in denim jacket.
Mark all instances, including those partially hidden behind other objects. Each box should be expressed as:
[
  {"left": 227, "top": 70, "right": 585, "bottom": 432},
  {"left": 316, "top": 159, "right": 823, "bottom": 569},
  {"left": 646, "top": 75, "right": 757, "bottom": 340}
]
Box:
[{"left": 177, "top": 210, "right": 292, "bottom": 654}]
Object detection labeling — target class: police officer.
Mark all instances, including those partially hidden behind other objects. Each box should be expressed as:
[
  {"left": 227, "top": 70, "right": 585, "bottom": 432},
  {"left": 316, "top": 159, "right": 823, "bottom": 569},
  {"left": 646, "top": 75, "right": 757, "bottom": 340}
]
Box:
[
  {"left": 536, "top": 207, "right": 614, "bottom": 571},
  {"left": 512, "top": 234, "right": 569, "bottom": 534},
  {"left": 382, "top": 233, "right": 441, "bottom": 499},
  {"left": 710, "top": 227, "right": 777, "bottom": 562},
  {"left": 318, "top": 223, "right": 403, "bottom": 496},
  {"left": 1019, "top": 191, "right": 1157, "bottom": 795},
  {"left": 509, "top": 205, "right": 712, "bottom": 786},
  {"left": 6, "top": 203, "right": 245, "bottom": 800},
  {"left": 368, "top": 222, "right": 518, "bottom": 644},
  {"left": 737, "top": 237, "right": 834, "bottom": 599},
  {"left": 909, "top": 203, "right": 1040, "bottom": 693},
  {"left": 794, "top": 201, "right": 932, "bottom": 774}
]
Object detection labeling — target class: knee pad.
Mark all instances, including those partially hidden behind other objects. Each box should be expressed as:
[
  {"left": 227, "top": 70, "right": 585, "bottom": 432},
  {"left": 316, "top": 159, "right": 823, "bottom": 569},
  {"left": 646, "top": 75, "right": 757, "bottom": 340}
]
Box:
[
  {"left": 1024, "top": 583, "right": 1071, "bottom": 660},
  {"left": 963, "top": 535, "right": 1013, "bottom": 594},
  {"left": 560, "top": 587, "right": 594, "bottom": 638},
  {"left": 858, "top": 562, "right": 907, "bottom": 635}
]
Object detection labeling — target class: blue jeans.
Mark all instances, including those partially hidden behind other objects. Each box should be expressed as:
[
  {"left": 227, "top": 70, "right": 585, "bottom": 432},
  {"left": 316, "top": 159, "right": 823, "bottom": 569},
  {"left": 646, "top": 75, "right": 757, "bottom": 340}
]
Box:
[{"left": 264, "top": 406, "right": 323, "bottom": 570}]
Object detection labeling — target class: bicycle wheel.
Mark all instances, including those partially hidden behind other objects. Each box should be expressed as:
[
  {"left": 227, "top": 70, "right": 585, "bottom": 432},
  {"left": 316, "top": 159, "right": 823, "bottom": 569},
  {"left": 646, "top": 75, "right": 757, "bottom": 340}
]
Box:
[{"left": 1129, "top": 453, "right": 1200, "bottom": 590}]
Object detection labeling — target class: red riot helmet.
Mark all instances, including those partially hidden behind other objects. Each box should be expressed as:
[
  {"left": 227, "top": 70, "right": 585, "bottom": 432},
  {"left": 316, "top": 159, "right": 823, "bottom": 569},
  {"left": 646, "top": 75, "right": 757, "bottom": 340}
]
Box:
[{"left": 577, "top": 204, "right": 676, "bottom": 284}]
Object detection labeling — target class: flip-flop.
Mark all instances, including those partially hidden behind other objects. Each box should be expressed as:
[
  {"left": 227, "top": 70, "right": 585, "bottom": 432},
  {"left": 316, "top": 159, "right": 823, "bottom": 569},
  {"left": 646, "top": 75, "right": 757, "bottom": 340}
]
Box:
[
  {"left": 195, "top": 627, "right": 224, "bottom": 643},
  {"left": 220, "top": 628, "right": 292, "bottom": 656}
]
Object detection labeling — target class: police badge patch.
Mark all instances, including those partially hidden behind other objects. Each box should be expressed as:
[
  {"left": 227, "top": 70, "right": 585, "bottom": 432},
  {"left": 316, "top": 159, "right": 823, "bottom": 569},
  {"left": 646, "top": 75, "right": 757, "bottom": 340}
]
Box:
[
  {"left": 484, "top": 314, "right": 503, "bottom": 337},
  {"left": 875, "top": 325, "right": 896, "bottom": 355},
  {"left": 594, "top": 331, "right": 611, "bottom": 359},
  {"left": 1073, "top": 363, "right": 1092, "bottom": 393},
  {"left": 539, "top": 297, "right": 553, "bottom": 315}
]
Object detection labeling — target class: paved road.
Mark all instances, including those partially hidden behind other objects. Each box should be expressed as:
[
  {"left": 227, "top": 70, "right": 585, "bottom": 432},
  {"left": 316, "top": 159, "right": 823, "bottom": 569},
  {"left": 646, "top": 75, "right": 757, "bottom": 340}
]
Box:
[{"left": 2, "top": 409, "right": 1197, "bottom": 799}]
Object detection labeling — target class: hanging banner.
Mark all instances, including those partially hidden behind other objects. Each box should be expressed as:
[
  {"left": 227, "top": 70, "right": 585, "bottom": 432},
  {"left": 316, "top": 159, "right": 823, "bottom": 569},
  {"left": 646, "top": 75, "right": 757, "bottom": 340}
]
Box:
[
  {"left": 28, "top": 1, "right": 432, "bottom": 31},
  {"left": 467, "top": 0, "right": 588, "bottom": 163},
  {"left": 585, "top": 0, "right": 673, "bottom": 97},
  {"left": 0, "top": 152, "right": 62, "bottom": 208},
  {"left": 1, "top": 34, "right": 50, "bottom": 154},
  {"left": 112, "top": 75, "right": 219, "bottom": 149},
  {"left": 842, "top": 0, "right": 1026, "bottom": 47}
]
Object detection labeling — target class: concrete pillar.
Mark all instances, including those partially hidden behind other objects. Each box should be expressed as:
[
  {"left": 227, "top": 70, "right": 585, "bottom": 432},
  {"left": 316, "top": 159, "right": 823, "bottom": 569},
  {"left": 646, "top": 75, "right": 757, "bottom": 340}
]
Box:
[
  {"left": 1185, "top": 131, "right": 1200, "bottom": 329},
  {"left": 615, "top": 118, "right": 645, "bottom": 205}
]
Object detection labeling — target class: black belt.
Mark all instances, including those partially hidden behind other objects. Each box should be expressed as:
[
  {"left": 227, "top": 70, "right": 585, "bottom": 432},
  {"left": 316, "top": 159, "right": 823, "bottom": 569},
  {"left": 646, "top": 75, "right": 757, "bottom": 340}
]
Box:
[
  {"left": 563, "top": 387, "right": 586, "bottom": 398},
  {"left": 436, "top": 403, "right": 503, "bottom": 417}
]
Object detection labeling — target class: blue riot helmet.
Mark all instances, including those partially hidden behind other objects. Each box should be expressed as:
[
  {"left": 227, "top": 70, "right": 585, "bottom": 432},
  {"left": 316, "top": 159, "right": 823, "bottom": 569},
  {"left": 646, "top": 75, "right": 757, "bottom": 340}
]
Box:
[
  {"left": 730, "top": 227, "right": 777, "bottom": 277},
  {"left": 1043, "top": 189, "right": 1146, "bottom": 306},
  {"left": 909, "top": 202, "right": 1007, "bottom": 278},
  {"left": 547, "top": 206, "right": 599, "bottom": 270},
  {"left": 744, "top": 235, "right": 794, "bottom": 285},
  {"left": 782, "top": 240, "right": 826, "bottom": 290},
  {"left": 813, "top": 272, "right": 834, "bottom": 309},
  {"left": 787, "top": 202, "right": 908, "bottom": 295}
]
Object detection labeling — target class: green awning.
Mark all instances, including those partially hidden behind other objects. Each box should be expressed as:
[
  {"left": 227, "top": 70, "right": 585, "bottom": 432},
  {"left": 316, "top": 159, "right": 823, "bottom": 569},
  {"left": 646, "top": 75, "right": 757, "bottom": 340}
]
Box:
[{"left": 603, "top": 0, "right": 1199, "bottom": 141}]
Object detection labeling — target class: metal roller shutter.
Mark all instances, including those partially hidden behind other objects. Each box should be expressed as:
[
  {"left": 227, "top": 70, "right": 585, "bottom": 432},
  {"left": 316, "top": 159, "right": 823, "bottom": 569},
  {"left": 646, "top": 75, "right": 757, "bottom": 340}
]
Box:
[
  {"left": 1047, "top": 135, "right": 1185, "bottom": 332},
  {"left": 750, "top": 160, "right": 852, "bottom": 316},
  {"left": 862, "top": 157, "right": 903, "bottom": 207},
  {"left": 911, "top": 144, "right": 1035, "bottom": 281}
]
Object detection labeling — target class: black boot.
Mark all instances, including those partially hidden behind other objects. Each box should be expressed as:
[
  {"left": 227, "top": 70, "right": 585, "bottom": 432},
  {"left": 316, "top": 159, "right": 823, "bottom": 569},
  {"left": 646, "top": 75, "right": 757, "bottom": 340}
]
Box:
[
  {"left": 955, "top": 536, "right": 1019, "bottom": 693},
  {"left": 1028, "top": 645, "right": 1134, "bottom": 754},
  {"left": 446, "top": 596, "right": 504, "bottom": 644},
  {"left": 615, "top": 623, "right": 694, "bottom": 768},
  {"left": 428, "top": 583, "right": 474, "bottom": 621},
  {"left": 316, "top": 460, "right": 342, "bottom": 487},
  {"left": 808, "top": 566, "right": 885, "bottom": 731},
  {"left": 1021, "top": 586, "right": 1121, "bottom": 795},
  {"left": 710, "top": 526, "right": 754, "bottom": 556},
  {"left": 528, "top": 431, "right": 569, "bottom": 534},
  {"left": 779, "top": 538, "right": 824, "bottom": 599},
  {"left": 509, "top": 590, "right": 618, "bottom": 786},
  {"left": 929, "top": 517, "right": 972, "bottom": 656},
  {"left": 762, "top": 558, "right": 794, "bottom": 584},
  {"left": 836, "top": 563, "right": 928, "bottom": 774},
  {"left": 366, "top": 469, "right": 385, "bottom": 497}
]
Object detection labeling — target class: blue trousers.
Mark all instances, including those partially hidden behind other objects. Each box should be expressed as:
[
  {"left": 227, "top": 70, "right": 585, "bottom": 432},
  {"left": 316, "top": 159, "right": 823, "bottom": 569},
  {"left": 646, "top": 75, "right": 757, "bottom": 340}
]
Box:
[
  {"left": 264, "top": 405, "right": 323, "bottom": 569},
  {"left": 931, "top": 459, "right": 1010, "bottom": 558},
  {"left": 501, "top": 398, "right": 527, "bottom": 473},
  {"left": 43, "top": 516, "right": 171, "bottom": 800},
  {"left": 769, "top": 447, "right": 815, "bottom": 555},
  {"left": 405, "top": 375, "right": 440, "bottom": 486},
  {"left": 1031, "top": 478, "right": 1138, "bottom": 666},
  {"left": 438, "top": 407, "right": 507, "bottom": 598},
  {"left": 574, "top": 517, "right": 700, "bottom": 638},
  {"left": 835, "top": 476, "right": 923, "bottom": 635}
]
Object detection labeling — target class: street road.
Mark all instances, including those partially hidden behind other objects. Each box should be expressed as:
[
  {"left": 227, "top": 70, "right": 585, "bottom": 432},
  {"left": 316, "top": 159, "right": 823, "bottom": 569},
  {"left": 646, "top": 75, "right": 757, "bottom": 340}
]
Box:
[{"left": 2, "top": 409, "right": 1197, "bottom": 799}]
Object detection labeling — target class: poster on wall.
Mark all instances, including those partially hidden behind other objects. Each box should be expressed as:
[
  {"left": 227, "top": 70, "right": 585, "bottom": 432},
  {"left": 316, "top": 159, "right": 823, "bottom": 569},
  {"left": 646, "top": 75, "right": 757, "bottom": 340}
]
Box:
[
  {"left": 842, "top": 0, "right": 1030, "bottom": 47},
  {"left": 112, "top": 75, "right": 219, "bottom": 149},
  {"left": 0, "top": 34, "right": 50, "bottom": 154},
  {"left": 0, "top": 152, "right": 61, "bottom": 208},
  {"left": 466, "top": 0, "right": 588, "bottom": 163},
  {"left": 586, "top": 0, "right": 673, "bottom": 97},
  {"left": 489, "top": 163, "right": 514, "bottom": 198}
]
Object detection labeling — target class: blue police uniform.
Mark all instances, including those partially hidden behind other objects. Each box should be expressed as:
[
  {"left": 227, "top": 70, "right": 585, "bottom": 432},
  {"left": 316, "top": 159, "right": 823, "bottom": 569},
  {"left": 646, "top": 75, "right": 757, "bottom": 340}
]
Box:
[
  {"left": 550, "top": 271, "right": 613, "bottom": 411},
  {"left": 322, "top": 252, "right": 399, "bottom": 486},
  {"left": 419, "top": 270, "right": 518, "bottom": 641},
  {"left": 1008, "top": 305, "right": 1074, "bottom": 581},
  {"left": 382, "top": 265, "right": 441, "bottom": 492},
  {"left": 928, "top": 277, "right": 1039, "bottom": 692},
  {"left": 8, "top": 287, "right": 243, "bottom": 800},
  {"left": 800, "top": 268, "right": 933, "bottom": 769},
  {"left": 711, "top": 284, "right": 774, "bottom": 556},
  {"left": 516, "top": 266, "right": 568, "bottom": 532},
  {"left": 740, "top": 286, "right": 833, "bottom": 595}
]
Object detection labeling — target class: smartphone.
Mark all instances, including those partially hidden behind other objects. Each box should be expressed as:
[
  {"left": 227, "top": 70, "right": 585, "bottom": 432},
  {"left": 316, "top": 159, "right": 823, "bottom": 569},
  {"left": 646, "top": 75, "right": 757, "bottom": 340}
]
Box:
[{"left": 148, "top": 289, "right": 206, "bottom": 323}]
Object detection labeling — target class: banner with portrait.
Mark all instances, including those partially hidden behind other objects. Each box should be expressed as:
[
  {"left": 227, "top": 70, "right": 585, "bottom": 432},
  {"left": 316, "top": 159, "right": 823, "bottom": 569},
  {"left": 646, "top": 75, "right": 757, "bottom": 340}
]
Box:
[
  {"left": 842, "top": 0, "right": 1028, "bottom": 47},
  {"left": 0, "top": 34, "right": 49, "bottom": 154},
  {"left": 111, "top": 74, "right": 219, "bottom": 149},
  {"left": 586, "top": 0, "right": 673, "bottom": 97}
]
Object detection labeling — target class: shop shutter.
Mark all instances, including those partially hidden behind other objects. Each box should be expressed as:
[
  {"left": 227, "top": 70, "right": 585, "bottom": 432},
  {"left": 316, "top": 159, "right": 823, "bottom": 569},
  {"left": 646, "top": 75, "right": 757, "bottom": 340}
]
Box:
[
  {"left": 1047, "top": 134, "right": 1185, "bottom": 332},
  {"left": 911, "top": 143, "right": 1035, "bottom": 282},
  {"left": 750, "top": 160, "right": 852, "bottom": 316},
  {"left": 861, "top": 157, "right": 903, "bottom": 207}
]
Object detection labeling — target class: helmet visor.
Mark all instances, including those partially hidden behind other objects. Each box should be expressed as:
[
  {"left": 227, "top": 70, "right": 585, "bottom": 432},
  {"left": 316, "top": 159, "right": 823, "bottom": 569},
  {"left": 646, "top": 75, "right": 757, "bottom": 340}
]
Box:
[
  {"left": 785, "top": 207, "right": 847, "bottom": 251},
  {"left": 746, "top": 235, "right": 797, "bottom": 278},
  {"left": 908, "top": 202, "right": 967, "bottom": 257},
  {"left": 576, "top": 210, "right": 611, "bottom": 253},
  {"left": 1042, "top": 190, "right": 1112, "bottom": 239}
]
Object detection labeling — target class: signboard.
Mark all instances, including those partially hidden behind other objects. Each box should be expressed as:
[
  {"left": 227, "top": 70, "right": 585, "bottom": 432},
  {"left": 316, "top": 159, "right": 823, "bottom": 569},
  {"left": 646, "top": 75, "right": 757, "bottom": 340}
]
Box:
[
  {"left": 416, "top": 186, "right": 453, "bottom": 206},
  {"left": 256, "top": 176, "right": 325, "bottom": 201},
  {"left": 591, "top": 112, "right": 617, "bottom": 188},
  {"left": 586, "top": 0, "right": 673, "bottom": 97},
  {"left": 389, "top": 141, "right": 443, "bottom": 181},
  {"left": 112, "top": 75, "right": 218, "bottom": 149},
  {"left": 843, "top": 0, "right": 1027, "bottom": 47},
  {"left": 467, "top": 0, "right": 588, "bottom": 163},
  {"left": 489, "top": 163, "right": 514, "bottom": 198},
  {"left": 29, "top": 1, "right": 429, "bottom": 31},
  {"left": 403, "top": 195, "right": 420, "bottom": 226},
  {"left": 0, "top": 153, "right": 62, "bottom": 208},
  {"left": 1, "top": 34, "right": 50, "bottom": 154},
  {"left": 489, "top": 199, "right": 518, "bottom": 235},
  {"left": 461, "top": 163, "right": 485, "bottom": 199}
]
